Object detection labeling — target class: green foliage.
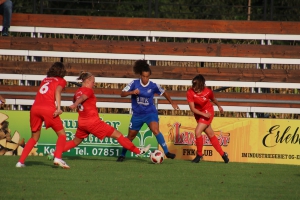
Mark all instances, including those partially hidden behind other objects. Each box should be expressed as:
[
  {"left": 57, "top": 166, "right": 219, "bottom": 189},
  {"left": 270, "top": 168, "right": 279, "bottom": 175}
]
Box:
[{"left": 12, "top": 0, "right": 300, "bottom": 21}]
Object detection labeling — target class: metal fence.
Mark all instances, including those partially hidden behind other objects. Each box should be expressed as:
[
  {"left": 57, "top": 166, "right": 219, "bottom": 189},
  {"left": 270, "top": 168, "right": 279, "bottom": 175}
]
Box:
[{"left": 12, "top": 0, "right": 300, "bottom": 21}]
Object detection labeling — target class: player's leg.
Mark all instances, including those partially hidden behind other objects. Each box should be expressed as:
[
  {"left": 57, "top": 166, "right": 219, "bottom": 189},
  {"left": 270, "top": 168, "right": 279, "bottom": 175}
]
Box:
[
  {"left": 192, "top": 122, "right": 207, "bottom": 163},
  {"left": 110, "top": 129, "right": 150, "bottom": 156},
  {"left": 16, "top": 109, "right": 42, "bottom": 167},
  {"left": 87, "top": 118, "right": 149, "bottom": 161},
  {"left": 48, "top": 136, "right": 83, "bottom": 160},
  {"left": 16, "top": 131, "right": 41, "bottom": 167},
  {"left": 49, "top": 126, "right": 87, "bottom": 160},
  {"left": 50, "top": 116, "right": 70, "bottom": 169},
  {"left": 204, "top": 125, "right": 229, "bottom": 163},
  {"left": 117, "top": 115, "right": 143, "bottom": 162},
  {"left": 51, "top": 129, "right": 70, "bottom": 169},
  {"left": 147, "top": 114, "right": 176, "bottom": 159},
  {"left": 117, "top": 129, "right": 139, "bottom": 161},
  {"left": 54, "top": 129, "right": 67, "bottom": 159},
  {"left": 64, "top": 137, "right": 83, "bottom": 152}
]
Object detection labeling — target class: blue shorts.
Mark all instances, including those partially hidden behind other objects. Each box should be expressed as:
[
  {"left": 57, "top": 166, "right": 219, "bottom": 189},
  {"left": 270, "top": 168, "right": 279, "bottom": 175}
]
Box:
[{"left": 130, "top": 113, "right": 159, "bottom": 130}]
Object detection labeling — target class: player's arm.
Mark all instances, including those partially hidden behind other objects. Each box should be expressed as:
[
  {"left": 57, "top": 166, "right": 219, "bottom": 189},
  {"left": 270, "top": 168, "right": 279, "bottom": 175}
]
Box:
[
  {"left": 187, "top": 101, "right": 211, "bottom": 118},
  {"left": 53, "top": 85, "right": 63, "bottom": 117},
  {"left": 211, "top": 97, "right": 224, "bottom": 114},
  {"left": 162, "top": 91, "right": 179, "bottom": 110},
  {"left": 69, "top": 94, "right": 88, "bottom": 110},
  {"left": 120, "top": 83, "right": 139, "bottom": 97},
  {"left": 120, "top": 90, "right": 139, "bottom": 97}
]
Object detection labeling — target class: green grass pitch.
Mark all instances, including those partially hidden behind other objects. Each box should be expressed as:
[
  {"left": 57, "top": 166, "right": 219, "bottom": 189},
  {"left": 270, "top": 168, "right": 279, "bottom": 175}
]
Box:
[{"left": 1, "top": 156, "right": 300, "bottom": 200}]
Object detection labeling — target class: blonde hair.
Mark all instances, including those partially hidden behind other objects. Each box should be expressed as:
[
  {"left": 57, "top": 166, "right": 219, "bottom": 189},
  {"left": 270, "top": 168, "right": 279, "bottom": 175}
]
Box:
[{"left": 77, "top": 72, "right": 93, "bottom": 82}]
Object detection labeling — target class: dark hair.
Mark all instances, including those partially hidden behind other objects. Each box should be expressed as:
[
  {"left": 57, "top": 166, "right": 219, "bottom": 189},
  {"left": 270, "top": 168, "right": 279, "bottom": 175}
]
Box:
[
  {"left": 192, "top": 74, "right": 206, "bottom": 92},
  {"left": 133, "top": 60, "right": 151, "bottom": 75},
  {"left": 77, "top": 71, "right": 93, "bottom": 82},
  {"left": 47, "top": 62, "right": 67, "bottom": 78}
]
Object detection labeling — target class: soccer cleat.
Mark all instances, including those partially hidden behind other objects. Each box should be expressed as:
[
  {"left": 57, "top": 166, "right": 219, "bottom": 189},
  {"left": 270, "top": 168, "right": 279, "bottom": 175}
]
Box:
[
  {"left": 16, "top": 162, "right": 26, "bottom": 168},
  {"left": 222, "top": 152, "right": 229, "bottom": 163},
  {"left": 165, "top": 152, "right": 176, "bottom": 159},
  {"left": 137, "top": 144, "right": 151, "bottom": 156},
  {"left": 47, "top": 152, "right": 54, "bottom": 160},
  {"left": 2, "top": 27, "right": 9, "bottom": 36},
  {"left": 191, "top": 155, "right": 203, "bottom": 163},
  {"left": 116, "top": 156, "right": 125, "bottom": 162},
  {"left": 54, "top": 158, "right": 70, "bottom": 169}
]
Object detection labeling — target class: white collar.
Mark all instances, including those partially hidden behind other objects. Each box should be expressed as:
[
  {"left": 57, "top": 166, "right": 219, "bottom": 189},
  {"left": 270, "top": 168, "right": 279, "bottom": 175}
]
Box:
[{"left": 140, "top": 79, "right": 150, "bottom": 87}]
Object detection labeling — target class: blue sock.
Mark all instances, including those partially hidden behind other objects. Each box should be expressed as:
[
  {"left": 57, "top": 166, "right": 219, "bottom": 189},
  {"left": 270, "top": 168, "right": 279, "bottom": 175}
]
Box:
[
  {"left": 120, "top": 147, "right": 128, "bottom": 157},
  {"left": 155, "top": 133, "right": 169, "bottom": 154}
]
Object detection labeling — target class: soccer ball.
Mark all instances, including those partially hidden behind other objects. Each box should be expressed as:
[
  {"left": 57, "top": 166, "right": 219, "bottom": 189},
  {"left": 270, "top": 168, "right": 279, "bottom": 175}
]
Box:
[{"left": 150, "top": 150, "right": 164, "bottom": 164}]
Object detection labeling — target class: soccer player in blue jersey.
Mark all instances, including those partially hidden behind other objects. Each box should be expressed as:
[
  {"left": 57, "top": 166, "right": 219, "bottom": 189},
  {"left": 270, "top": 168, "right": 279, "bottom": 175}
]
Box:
[{"left": 116, "top": 60, "right": 179, "bottom": 162}]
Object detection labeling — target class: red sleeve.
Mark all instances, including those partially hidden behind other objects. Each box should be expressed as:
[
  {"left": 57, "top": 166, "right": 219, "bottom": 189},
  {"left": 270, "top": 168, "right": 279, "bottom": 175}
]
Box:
[
  {"left": 58, "top": 78, "right": 67, "bottom": 89},
  {"left": 186, "top": 89, "right": 194, "bottom": 102},
  {"left": 83, "top": 88, "right": 94, "bottom": 99}
]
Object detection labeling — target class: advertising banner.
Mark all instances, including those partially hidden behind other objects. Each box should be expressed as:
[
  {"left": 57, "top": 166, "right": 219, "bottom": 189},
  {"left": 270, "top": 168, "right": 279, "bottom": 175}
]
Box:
[
  {"left": 1, "top": 110, "right": 300, "bottom": 165},
  {"left": 159, "top": 116, "right": 300, "bottom": 165},
  {"left": 0, "top": 111, "right": 156, "bottom": 158}
]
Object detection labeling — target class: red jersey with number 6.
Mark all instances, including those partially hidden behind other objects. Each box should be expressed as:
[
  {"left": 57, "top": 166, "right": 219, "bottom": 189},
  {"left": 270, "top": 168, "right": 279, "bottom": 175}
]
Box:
[
  {"left": 32, "top": 77, "right": 67, "bottom": 110},
  {"left": 186, "top": 87, "right": 214, "bottom": 112}
]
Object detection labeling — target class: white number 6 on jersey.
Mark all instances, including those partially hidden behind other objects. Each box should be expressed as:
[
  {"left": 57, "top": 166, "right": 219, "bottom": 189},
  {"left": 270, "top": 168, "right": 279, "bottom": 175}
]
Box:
[{"left": 39, "top": 82, "right": 50, "bottom": 94}]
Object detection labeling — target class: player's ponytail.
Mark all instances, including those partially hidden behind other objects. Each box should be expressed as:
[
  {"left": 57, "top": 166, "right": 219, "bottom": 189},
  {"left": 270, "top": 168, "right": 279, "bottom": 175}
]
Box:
[{"left": 77, "top": 71, "right": 93, "bottom": 82}]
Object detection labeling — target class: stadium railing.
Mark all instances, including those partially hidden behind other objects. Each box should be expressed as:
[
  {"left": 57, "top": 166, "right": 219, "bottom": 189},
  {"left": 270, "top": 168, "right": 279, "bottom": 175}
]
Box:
[
  {"left": 1, "top": 61, "right": 300, "bottom": 115},
  {"left": 1, "top": 14, "right": 300, "bottom": 116}
]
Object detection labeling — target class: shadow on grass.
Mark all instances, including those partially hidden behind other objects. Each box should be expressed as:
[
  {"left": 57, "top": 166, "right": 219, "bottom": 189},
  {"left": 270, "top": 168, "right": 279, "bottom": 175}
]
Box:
[
  {"left": 62, "top": 155, "right": 149, "bottom": 163},
  {"left": 25, "top": 161, "right": 53, "bottom": 167}
]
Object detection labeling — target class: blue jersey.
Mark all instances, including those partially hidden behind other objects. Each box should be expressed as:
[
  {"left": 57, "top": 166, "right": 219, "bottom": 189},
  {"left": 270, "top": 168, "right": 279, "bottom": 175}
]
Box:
[{"left": 122, "top": 79, "right": 164, "bottom": 115}]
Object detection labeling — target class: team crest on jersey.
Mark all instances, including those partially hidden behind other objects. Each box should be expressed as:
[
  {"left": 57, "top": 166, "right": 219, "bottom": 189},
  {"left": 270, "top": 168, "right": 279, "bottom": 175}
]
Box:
[{"left": 147, "top": 89, "right": 152, "bottom": 93}]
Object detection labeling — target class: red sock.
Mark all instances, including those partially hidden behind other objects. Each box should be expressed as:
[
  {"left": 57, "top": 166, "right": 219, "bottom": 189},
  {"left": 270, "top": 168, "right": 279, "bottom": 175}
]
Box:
[
  {"left": 54, "top": 135, "right": 66, "bottom": 159},
  {"left": 196, "top": 135, "right": 203, "bottom": 156},
  {"left": 63, "top": 140, "right": 77, "bottom": 152},
  {"left": 117, "top": 135, "right": 140, "bottom": 154},
  {"left": 19, "top": 138, "right": 37, "bottom": 164},
  {"left": 209, "top": 135, "right": 224, "bottom": 156}
]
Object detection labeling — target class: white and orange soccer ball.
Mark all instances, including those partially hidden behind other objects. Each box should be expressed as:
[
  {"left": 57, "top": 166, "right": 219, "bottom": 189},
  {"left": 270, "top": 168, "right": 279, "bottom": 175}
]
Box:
[{"left": 150, "top": 150, "right": 164, "bottom": 164}]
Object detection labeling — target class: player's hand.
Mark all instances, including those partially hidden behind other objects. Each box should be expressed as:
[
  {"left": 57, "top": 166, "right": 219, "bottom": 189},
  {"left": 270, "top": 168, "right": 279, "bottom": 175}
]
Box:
[
  {"left": 132, "top": 89, "right": 140, "bottom": 95},
  {"left": 53, "top": 109, "right": 63, "bottom": 117},
  {"left": 218, "top": 106, "right": 224, "bottom": 114},
  {"left": 69, "top": 104, "right": 77, "bottom": 110},
  {"left": 202, "top": 112, "right": 211, "bottom": 118},
  {"left": 172, "top": 103, "right": 180, "bottom": 110}
]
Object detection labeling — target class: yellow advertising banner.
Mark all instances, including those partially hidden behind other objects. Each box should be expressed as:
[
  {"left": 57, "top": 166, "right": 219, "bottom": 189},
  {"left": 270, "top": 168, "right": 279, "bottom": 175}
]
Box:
[{"left": 158, "top": 116, "right": 300, "bottom": 165}]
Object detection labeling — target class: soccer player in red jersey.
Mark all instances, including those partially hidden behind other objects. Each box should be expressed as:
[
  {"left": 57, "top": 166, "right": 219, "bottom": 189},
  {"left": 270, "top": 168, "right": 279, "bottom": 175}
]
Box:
[
  {"left": 16, "top": 62, "right": 70, "bottom": 169},
  {"left": 186, "top": 74, "right": 229, "bottom": 163},
  {"left": 48, "top": 72, "right": 150, "bottom": 159}
]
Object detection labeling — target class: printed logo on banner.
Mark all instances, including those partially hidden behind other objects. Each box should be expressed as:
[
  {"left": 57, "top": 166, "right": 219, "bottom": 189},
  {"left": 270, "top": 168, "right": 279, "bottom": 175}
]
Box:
[
  {"left": 135, "top": 127, "right": 153, "bottom": 147},
  {"left": 167, "top": 122, "right": 230, "bottom": 146}
]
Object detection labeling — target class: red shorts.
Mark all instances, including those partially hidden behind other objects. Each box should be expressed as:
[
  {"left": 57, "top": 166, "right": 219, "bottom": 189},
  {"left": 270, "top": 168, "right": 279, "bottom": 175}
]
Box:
[
  {"left": 75, "top": 118, "right": 115, "bottom": 140},
  {"left": 194, "top": 108, "right": 214, "bottom": 125},
  {"left": 30, "top": 107, "right": 64, "bottom": 132}
]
